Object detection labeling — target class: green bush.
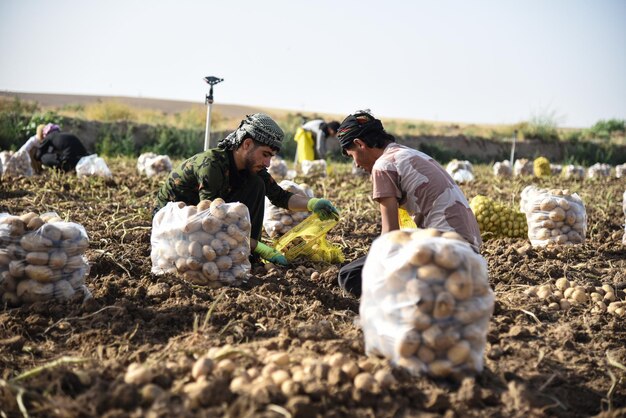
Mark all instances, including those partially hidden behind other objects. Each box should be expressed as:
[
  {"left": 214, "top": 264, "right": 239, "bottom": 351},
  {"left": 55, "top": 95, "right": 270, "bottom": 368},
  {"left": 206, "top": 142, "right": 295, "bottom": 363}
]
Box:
[{"left": 584, "top": 119, "right": 625, "bottom": 140}]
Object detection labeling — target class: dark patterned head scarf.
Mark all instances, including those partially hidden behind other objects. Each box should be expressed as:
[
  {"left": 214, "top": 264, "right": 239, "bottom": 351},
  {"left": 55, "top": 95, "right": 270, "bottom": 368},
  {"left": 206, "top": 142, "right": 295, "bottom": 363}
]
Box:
[
  {"left": 218, "top": 113, "right": 284, "bottom": 151},
  {"left": 336, "top": 111, "right": 386, "bottom": 150}
]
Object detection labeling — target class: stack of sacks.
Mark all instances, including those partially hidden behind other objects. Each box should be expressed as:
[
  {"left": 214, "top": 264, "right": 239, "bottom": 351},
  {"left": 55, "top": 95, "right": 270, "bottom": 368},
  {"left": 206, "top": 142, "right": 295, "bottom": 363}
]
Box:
[
  {"left": 151, "top": 199, "right": 251, "bottom": 287},
  {"left": 263, "top": 180, "right": 314, "bottom": 238},
  {"left": 360, "top": 228, "right": 494, "bottom": 379},
  {"left": 0, "top": 212, "right": 90, "bottom": 306}
]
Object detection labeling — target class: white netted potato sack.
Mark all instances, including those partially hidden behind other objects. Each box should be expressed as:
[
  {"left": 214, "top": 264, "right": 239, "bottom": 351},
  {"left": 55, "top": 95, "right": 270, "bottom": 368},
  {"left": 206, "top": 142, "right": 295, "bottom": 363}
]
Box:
[
  {"left": 263, "top": 180, "right": 314, "bottom": 238},
  {"left": 301, "top": 159, "right": 327, "bottom": 177},
  {"left": 520, "top": 186, "right": 586, "bottom": 247},
  {"left": 137, "top": 152, "right": 172, "bottom": 177},
  {"left": 0, "top": 212, "right": 91, "bottom": 306},
  {"left": 151, "top": 199, "right": 251, "bottom": 287},
  {"left": 360, "top": 229, "right": 493, "bottom": 379},
  {"left": 493, "top": 160, "right": 512, "bottom": 178}
]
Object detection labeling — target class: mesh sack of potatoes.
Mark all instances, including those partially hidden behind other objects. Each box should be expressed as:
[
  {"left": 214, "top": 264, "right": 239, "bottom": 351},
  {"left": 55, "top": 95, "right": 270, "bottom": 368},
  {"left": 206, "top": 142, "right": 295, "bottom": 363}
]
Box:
[
  {"left": 616, "top": 164, "right": 626, "bottom": 179},
  {"left": 137, "top": 152, "right": 172, "bottom": 177},
  {"left": 533, "top": 157, "right": 551, "bottom": 177},
  {"left": 469, "top": 195, "right": 527, "bottom": 240},
  {"left": 0, "top": 151, "right": 13, "bottom": 173},
  {"left": 513, "top": 158, "right": 533, "bottom": 176},
  {"left": 562, "top": 164, "right": 585, "bottom": 180},
  {"left": 2, "top": 149, "right": 34, "bottom": 179},
  {"left": 586, "top": 162, "right": 611, "bottom": 179},
  {"left": 151, "top": 199, "right": 251, "bottom": 287},
  {"left": 446, "top": 160, "right": 474, "bottom": 183},
  {"left": 263, "top": 180, "right": 314, "bottom": 238},
  {"left": 520, "top": 186, "right": 586, "bottom": 247},
  {"left": 0, "top": 212, "right": 91, "bottom": 306},
  {"left": 76, "top": 154, "right": 112, "bottom": 178},
  {"left": 550, "top": 164, "right": 562, "bottom": 176},
  {"left": 268, "top": 156, "right": 288, "bottom": 179},
  {"left": 300, "top": 159, "right": 327, "bottom": 177},
  {"left": 492, "top": 160, "right": 512, "bottom": 178},
  {"left": 360, "top": 228, "right": 494, "bottom": 379}
]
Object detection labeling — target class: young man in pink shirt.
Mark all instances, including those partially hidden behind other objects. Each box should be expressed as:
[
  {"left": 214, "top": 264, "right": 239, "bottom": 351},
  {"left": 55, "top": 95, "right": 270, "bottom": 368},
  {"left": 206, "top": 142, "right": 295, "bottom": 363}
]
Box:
[{"left": 336, "top": 110, "right": 481, "bottom": 296}]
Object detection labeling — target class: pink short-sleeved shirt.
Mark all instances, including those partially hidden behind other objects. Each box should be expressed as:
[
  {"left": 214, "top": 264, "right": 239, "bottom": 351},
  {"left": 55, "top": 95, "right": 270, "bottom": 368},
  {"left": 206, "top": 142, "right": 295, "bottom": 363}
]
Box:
[{"left": 372, "top": 143, "right": 482, "bottom": 251}]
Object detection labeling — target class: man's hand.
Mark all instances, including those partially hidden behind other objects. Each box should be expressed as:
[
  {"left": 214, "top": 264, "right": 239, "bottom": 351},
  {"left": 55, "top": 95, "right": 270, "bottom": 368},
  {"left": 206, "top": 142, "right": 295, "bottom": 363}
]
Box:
[
  {"left": 307, "top": 198, "right": 339, "bottom": 220},
  {"left": 254, "top": 242, "right": 288, "bottom": 266}
]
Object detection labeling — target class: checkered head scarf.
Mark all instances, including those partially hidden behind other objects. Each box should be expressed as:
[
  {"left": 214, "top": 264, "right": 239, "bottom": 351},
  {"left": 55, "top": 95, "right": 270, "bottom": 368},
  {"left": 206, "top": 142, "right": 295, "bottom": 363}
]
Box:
[
  {"left": 218, "top": 113, "right": 284, "bottom": 151},
  {"left": 336, "top": 111, "right": 387, "bottom": 150}
]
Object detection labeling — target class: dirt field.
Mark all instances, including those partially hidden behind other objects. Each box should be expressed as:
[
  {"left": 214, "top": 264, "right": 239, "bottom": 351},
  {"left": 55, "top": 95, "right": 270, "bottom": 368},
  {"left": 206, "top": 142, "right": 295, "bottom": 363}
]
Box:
[{"left": 1, "top": 159, "right": 625, "bottom": 418}]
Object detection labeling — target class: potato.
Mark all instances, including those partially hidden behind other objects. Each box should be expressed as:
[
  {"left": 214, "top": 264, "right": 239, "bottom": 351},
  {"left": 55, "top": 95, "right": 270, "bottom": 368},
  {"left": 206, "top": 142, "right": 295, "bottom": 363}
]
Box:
[
  {"left": 0, "top": 216, "right": 25, "bottom": 236},
  {"left": 202, "top": 245, "right": 217, "bottom": 261},
  {"left": 229, "top": 247, "right": 249, "bottom": 264},
  {"left": 434, "top": 245, "right": 462, "bottom": 270},
  {"left": 186, "top": 257, "right": 203, "bottom": 271},
  {"left": 227, "top": 203, "right": 249, "bottom": 220},
  {"left": 0, "top": 249, "right": 10, "bottom": 266},
  {"left": 408, "top": 245, "right": 433, "bottom": 266},
  {"left": 227, "top": 224, "right": 247, "bottom": 243},
  {"left": 447, "top": 341, "right": 471, "bottom": 365},
  {"left": 17, "top": 279, "right": 54, "bottom": 303},
  {"left": 9, "top": 260, "right": 26, "bottom": 278},
  {"left": 396, "top": 329, "right": 421, "bottom": 358},
  {"left": 216, "top": 232, "right": 238, "bottom": 249},
  {"left": 211, "top": 239, "right": 228, "bottom": 256},
  {"left": 26, "top": 251, "right": 49, "bottom": 266},
  {"left": 58, "top": 224, "right": 81, "bottom": 241},
  {"left": 20, "top": 233, "right": 53, "bottom": 252},
  {"left": 209, "top": 201, "right": 227, "bottom": 220},
  {"left": 48, "top": 250, "right": 68, "bottom": 269},
  {"left": 65, "top": 256, "right": 87, "bottom": 270},
  {"left": 539, "top": 197, "right": 557, "bottom": 211},
  {"left": 197, "top": 200, "right": 212, "bottom": 212},
  {"left": 202, "top": 217, "right": 222, "bottom": 234},
  {"left": 188, "top": 231, "right": 212, "bottom": 246},
  {"left": 412, "top": 312, "right": 432, "bottom": 331},
  {"left": 63, "top": 237, "right": 89, "bottom": 256},
  {"left": 25, "top": 216, "right": 44, "bottom": 231},
  {"left": 238, "top": 218, "right": 251, "bottom": 232},
  {"left": 41, "top": 223, "right": 62, "bottom": 241},
  {"left": 1, "top": 272, "right": 17, "bottom": 292},
  {"left": 25, "top": 264, "right": 57, "bottom": 283},
  {"left": 1, "top": 291, "right": 19, "bottom": 306},
  {"left": 429, "top": 360, "right": 453, "bottom": 377},
  {"left": 417, "top": 346, "right": 436, "bottom": 364},
  {"left": 417, "top": 265, "right": 446, "bottom": 282},
  {"left": 175, "top": 240, "right": 190, "bottom": 258},
  {"left": 175, "top": 257, "right": 190, "bottom": 272},
  {"left": 216, "top": 256, "right": 233, "bottom": 271},
  {"left": 445, "top": 271, "right": 473, "bottom": 301},
  {"left": 422, "top": 325, "right": 459, "bottom": 351},
  {"left": 433, "top": 292, "right": 455, "bottom": 319},
  {"left": 188, "top": 241, "right": 203, "bottom": 259},
  {"left": 19, "top": 212, "right": 38, "bottom": 225},
  {"left": 202, "top": 262, "right": 219, "bottom": 280}
]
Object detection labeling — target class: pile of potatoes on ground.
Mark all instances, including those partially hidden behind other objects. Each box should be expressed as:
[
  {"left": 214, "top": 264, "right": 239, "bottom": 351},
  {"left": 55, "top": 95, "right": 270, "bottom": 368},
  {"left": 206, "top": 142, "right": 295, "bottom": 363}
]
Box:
[
  {"left": 151, "top": 199, "right": 251, "bottom": 287},
  {"left": 521, "top": 186, "right": 586, "bottom": 246},
  {"left": 524, "top": 277, "right": 625, "bottom": 317},
  {"left": 124, "top": 346, "right": 400, "bottom": 409},
  {"left": 360, "top": 228, "right": 494, "bottom": 380},
  {"left": 0, "top": 212, "right": 90, "bottom": 306}
]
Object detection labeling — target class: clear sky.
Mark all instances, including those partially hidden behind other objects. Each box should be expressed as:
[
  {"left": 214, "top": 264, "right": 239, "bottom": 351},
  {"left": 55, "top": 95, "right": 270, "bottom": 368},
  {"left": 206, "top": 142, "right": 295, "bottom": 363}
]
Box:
[{"left": 1, "top": 0, "right": 624, "bottom": 128}]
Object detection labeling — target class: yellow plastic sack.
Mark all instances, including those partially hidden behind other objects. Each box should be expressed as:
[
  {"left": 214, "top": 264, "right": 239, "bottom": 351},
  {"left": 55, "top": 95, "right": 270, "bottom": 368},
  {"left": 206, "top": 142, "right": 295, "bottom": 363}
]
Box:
[
  {"left": 275, "top": 213, "right": 342, "bottom": 263},
  {"left": 399, "top": 208, "right": 417, "bottom": 229},
  {"left": 294, "top": 127, "right": 315, "bottom": 163}
]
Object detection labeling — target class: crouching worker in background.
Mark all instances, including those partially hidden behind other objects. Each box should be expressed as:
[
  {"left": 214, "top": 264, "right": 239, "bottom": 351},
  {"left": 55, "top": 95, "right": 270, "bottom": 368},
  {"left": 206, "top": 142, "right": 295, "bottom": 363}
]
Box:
[
  {"left": 335, "top": 110, "right": 482, "bottom": 297},
  {"left": 34, "top": 123, "right": 89, "bottom": 172},
  {"left": 17, "top": 123, "right": 46, "bottom": 174},
  {"left": 154, "top": 113, "right": 339, "bottom": 266}
]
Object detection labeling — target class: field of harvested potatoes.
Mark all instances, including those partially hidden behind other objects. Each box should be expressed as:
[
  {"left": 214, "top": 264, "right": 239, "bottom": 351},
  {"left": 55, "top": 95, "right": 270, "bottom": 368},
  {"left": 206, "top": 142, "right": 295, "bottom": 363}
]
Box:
[{"left": 1, "top": 158, "right": 625, "bottom": 418}]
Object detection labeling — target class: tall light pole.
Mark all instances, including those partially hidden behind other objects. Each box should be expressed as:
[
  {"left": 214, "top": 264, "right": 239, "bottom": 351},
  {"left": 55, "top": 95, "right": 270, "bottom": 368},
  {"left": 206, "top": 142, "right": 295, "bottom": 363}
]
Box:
[{"left": 203, "top": 76, "right": 223, "bottom": 151}]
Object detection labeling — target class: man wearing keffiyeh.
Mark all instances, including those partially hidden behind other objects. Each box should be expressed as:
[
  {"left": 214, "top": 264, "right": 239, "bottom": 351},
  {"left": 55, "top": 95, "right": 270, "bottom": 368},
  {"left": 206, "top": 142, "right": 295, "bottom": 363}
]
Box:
[{"left": 154, "top": 113, "right": 339, "bottom": 265}]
